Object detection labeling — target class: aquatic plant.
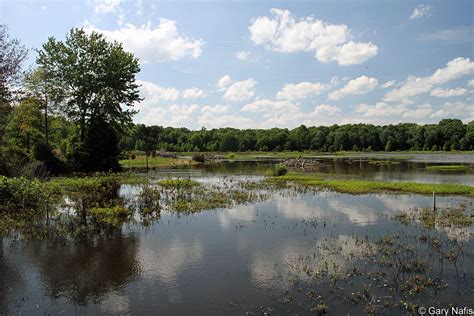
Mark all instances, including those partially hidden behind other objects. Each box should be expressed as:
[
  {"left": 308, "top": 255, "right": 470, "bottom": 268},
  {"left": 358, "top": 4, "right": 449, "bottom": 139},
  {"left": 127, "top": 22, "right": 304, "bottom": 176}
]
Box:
[
  {"left": 90, "top": 205, "right": 130, "bottom": 226},
  {"left": 136, "top": 184, "right": 161, "bottom": 215},
  {"left": 426, "top": 165, "right": 469, "bottom": 171},
  {"left": 158, "top": 178, "right": 200, "bottom": 189},
  {"left": 268, "top": 174, "right": 474, "bottom": 196},
  {"left": 272, "top": 163, "right": 288, "bottom": 176}
]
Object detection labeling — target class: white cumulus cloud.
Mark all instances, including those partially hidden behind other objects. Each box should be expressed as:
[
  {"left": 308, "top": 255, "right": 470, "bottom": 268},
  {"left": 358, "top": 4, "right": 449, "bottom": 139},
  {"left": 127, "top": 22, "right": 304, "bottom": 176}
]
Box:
[
  {"left": 224, "top": 79, "right": 257, "bottom": 101},
  {"left": 384, "top": 57, "right": 474, "bottom": 102},
  {"left": 329, "top": 76, "right": 378, "bottom": 100},
  {"left": 137, "top": 80, "right": 179, "bottom": 104},
  {"left": 430, "top": 87, "right": 467, "bottom": 98},
  {"left": 84, "top": 20, "right": 204, "bottom": 63},
  {"left": 199, "top": 105, "right": 254, "bottom": 128},
  {"left": 217, "top": 75, "right": 232, "bottom": 89},
  {"left": 241, "top": 98, "right": 299, "bottom": 113},
  {"left": 276, "top": 82, "right": 328, "bottom": 100},
  {"left": 182, "top": 87, "right": 206, "bottom": 99},
  {"left": 430, "top": 101, "right": 474, "bottom": 122},
  {"left": 248, "top": 8, "right": 378, "bottom": 65}
]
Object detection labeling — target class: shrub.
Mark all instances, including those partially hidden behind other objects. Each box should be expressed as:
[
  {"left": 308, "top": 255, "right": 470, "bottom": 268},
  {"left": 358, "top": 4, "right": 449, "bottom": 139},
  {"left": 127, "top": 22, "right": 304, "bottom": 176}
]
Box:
[
  {"left": 192, "top": 153, "right": 206, "bottom": 163},
  {"left": 0, "top": 176, "right": 48, "bottom": 212},
  {"left": 227, "top": 153, "right": 235, "bottom": 159},
  {"left": 272, "top": 163, "right": 288, "bottom": 176}
]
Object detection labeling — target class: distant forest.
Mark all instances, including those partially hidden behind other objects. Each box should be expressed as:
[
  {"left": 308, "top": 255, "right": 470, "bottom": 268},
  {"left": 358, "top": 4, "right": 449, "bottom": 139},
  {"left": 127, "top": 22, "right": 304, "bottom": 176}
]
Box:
[{"left": 124, "top": 119, "right": 474, "bottom": 153}]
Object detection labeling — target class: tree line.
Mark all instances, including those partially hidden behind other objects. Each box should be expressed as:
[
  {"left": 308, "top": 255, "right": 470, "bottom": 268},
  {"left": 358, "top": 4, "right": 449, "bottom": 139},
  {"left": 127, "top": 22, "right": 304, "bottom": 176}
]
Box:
[
  {"left": 125, "top": 120, "right": 473, "bottom": 154},
  {"left": 0, "top": 25, "right": 472, "bottom": 177}
]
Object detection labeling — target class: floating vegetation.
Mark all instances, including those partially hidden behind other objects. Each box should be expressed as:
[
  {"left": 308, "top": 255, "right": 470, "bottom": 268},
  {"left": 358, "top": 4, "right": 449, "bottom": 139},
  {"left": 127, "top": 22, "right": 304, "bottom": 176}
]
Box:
[
  {"left": 268, "top": 174, "right": 474, "bottom": 196},
  {"left": 162, "top": 184, "right": 268, "bottom": 213},
  {"left": 367, "top": 159, "right": 401, "bottom": 165},
  {"left": 426, "top": 165, "right": 469, "bottom": 171},
  {"left": 158, "top": 178, "right": 200, "bottom": 189},
  {"left": 90, "top": 205, "right": 130, "bottom": 226},
  {"left": 136, "top": 184, "right": 161, "bottom": 216}
]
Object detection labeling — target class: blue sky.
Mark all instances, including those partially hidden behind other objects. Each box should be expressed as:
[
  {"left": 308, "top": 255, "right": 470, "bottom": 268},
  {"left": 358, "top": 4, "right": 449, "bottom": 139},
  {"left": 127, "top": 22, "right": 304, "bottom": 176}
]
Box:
[{"left": 1, "top": 0, "right": 473, "bottom": 129}]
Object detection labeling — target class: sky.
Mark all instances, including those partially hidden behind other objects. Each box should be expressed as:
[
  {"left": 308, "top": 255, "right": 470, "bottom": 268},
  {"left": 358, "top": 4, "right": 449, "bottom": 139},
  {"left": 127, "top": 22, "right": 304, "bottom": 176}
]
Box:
[{"left": 1, "top": 0, "right": 473, "bottom": 129}]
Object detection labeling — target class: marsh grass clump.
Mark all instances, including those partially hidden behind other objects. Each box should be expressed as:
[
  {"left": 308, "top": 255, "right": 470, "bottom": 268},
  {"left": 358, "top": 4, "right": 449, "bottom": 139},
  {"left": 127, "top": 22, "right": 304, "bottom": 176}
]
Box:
[
  {"left": 168, "top": 187, "right": 267, "bottom": 213},
  {"left": 272, "top": 163, "right": 288, "bottom": 176},
  {"left": 426, "top": 165, "right": 469, "bottom": 171},
  {"left": 136, "top": 184, "right": 161, "bottom": 216},
  {"left": 395, "top": 206, "right": 474, "bottom": 230},
  {"left": 268, "top": 174, "right": 474, "bottom": 196},
  {"left": 90, "top": 205, "right": 130, "bottom": 226}
]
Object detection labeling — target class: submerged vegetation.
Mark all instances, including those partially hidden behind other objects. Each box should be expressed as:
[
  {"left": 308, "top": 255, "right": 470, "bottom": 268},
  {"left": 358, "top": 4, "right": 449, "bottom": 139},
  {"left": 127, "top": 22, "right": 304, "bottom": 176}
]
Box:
[
  {"left": 276, "top": 204, "right": 474, "bottom": 314},
  {"left": 268, "top": 174, "right": 474, "bottom": 196}
]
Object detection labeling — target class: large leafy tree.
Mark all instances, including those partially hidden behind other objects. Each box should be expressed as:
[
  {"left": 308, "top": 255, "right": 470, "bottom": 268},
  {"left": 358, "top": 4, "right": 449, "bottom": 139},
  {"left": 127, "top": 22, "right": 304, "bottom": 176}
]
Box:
[
  {"left": 36, "top": 28, "right": 141, "bottom": 141},
  {"left": 36, "top": 28, "right": 141, "bottom": 171}
]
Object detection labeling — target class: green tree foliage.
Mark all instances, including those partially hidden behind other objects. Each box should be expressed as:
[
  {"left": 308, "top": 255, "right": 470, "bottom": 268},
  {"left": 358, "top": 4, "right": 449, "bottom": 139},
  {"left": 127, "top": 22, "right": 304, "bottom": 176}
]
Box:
[
  {"left": 134, "top": 124, "right": 160, "bottom": 170},
  {"left": 36, "top": 28, "right": 141, "bottom": 171},
  {"left": 5, "top": 98, "right": 43, "bottom": 154},
  {"left": 123, "top": 121, "right": 473, "bottom": 153},
  {"left": 67, "top": 117, "right": 121, "bottom": 172}
]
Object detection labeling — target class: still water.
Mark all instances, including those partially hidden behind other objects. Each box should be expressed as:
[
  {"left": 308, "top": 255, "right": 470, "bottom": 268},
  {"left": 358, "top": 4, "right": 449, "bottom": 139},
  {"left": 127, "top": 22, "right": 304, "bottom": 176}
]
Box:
[
  {"left": 200, "top": 156, "right": 474, "bottom": 185},
  {"left": 1, "top": 159, "right": 474, "bottom": 315}
]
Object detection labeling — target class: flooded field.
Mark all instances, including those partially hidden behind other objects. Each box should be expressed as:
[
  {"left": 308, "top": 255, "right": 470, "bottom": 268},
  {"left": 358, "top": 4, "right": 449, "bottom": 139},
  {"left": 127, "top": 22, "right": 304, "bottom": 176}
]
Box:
[{"left": 1, "top": 155, "right": 473, "bottom": 315}]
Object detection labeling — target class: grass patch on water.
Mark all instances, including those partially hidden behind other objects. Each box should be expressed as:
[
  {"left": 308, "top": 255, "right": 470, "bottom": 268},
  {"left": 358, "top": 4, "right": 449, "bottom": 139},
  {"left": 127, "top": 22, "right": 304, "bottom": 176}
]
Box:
[
  {"left": 119, "top": 155, "right": 194, "bottom": 168},
  {"left": 426, "top": 165, "right": 469, "bottom": 171},
  {"left": 90, "top": 205, "right": 130, "bottom": 226},
  {"left": 268, "top": 174, "right": 474, "bottom": 196},
  {"left": 158, "top": 178, "right": 200, "bottom": 188},
  {"left": 368, "top": 160, "right": 401, "bottom": 165}
]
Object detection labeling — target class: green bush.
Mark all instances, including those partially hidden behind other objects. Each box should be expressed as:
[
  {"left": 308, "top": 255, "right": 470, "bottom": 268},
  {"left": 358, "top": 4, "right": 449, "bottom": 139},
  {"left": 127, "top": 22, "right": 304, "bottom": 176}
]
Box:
[
  {"left": 192, "top": 153, "right": 206, "bottom": 163},
  {"left": 0, "top": 176, "right": 48, "bottom": 212},
  {"left": 272, "top": 163, "right": 288, "bottom": 176}
]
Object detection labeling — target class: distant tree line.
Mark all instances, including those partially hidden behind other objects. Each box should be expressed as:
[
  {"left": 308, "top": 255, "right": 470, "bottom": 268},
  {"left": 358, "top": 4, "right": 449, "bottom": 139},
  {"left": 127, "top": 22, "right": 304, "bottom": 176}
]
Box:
[{"left": 124, "top": 119, "right": 474, "bottom": 154}]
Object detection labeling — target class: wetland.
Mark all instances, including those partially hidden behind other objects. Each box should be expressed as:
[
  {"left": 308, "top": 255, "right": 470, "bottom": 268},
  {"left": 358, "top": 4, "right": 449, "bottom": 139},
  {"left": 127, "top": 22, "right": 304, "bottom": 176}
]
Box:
[{"left": 1, "top": 154, "right": 473, "bottom": 314}]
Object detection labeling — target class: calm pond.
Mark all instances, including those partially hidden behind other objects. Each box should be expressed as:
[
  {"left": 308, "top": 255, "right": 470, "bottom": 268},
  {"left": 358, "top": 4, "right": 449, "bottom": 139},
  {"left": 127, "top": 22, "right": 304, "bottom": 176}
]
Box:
[{"left": 1, "top": 156, "right": 474, "bottom": 315}]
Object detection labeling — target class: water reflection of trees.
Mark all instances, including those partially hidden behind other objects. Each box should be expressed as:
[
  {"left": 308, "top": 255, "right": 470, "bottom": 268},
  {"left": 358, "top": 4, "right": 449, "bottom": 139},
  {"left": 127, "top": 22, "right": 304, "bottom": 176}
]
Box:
[
  {"left": 0, "top": 240, "right": 21, "bottom": 314},
  {"left": 26, "top": 231, "right": 140, "bottom": 305}
]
